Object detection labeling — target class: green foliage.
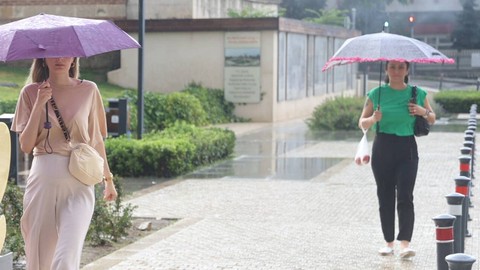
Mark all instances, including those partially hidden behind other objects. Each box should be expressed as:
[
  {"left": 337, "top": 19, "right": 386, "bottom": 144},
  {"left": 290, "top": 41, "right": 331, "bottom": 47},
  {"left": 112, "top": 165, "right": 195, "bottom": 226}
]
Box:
[
  {"left": 433, "top": 90, "right": 480, "bottom": 113},
  {"left": 124, "top": 91, "right": 208, "bottom": 133},
  {"left": 304, "top": 9, "right": 348, "bottom": 26},
  {"left": 86, "top": 177, "right": 137, "bottom": 246},
  {"left": 159, "top": 122, "right": 236, "bottom": 166},
  {"left": 182, "top": 83, "right": 237, "bottom": 124},
  {"left": 0, "top": 100, "right": 17, "bottom": 114},
  {"left": 338, "top": 0, "right": 411, "bottom": 34},
  {"left": 2, "top": 183, "right": 24, "bottom": 260},
  {"left": 227, "top": 7, "right": 277, "bottom": 18},
  {"left": 452, "top": 0, "right": 480, "bottom": 49},
  {"left": 123, "top": 84, "right": 239, "bottom": 135},
  {"left": 280, "top": 0, "right": 327, "bottom": 19},
  {"left": 106, "top": 123, "right": 235, "bottom": 177},
  {"left": 306, "top": 96, "right": 365, "bottom": 131},
  {"left": 161, "top": 92, "right": 208, "bottom": 129}
]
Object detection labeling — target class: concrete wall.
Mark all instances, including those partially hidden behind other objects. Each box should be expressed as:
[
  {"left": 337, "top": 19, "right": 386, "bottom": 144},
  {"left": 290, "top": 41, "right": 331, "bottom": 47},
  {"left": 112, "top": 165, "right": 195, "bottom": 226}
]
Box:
[
  {"left": 108, "top": 18, "right": 359, "bottom": 122},
  {"left": 0, "top": 0, "right": 278, "bottom": 22},
  {"left": 126, "top": 0, "right": 278, "bottom": 19},
  {"left": 0, "top": 0, "right": 126, "bottom": 21},
  {"left": 108, "top": 30, "right": 279, "bottom": 122}
]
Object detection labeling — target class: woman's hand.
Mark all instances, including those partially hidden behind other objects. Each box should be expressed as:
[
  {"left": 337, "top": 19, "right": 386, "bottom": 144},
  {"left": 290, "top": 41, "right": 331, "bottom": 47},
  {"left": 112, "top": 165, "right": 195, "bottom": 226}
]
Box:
[
  {"left": 408, "top": 102, "right": 427, "bottom": 116},
  {"left": 36, "top": 81, "right": 52, "bottom": 106},
  {"left": 103, "top": 180, "right": 118, "bottom": 201},
  {"left": 372, "top": 108, "right": 382, "bottom": 122}
]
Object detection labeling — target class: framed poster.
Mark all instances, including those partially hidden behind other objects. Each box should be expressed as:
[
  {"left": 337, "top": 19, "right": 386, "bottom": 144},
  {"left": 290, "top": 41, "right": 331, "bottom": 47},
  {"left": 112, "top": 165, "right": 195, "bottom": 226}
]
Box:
[{"left": 224, "top": 32, "right": 261, "bottom": 103}]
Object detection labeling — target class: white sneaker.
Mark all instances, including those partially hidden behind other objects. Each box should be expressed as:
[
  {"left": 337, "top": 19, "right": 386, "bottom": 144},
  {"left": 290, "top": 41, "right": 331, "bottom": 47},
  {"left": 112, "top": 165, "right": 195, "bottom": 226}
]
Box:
[
  {"left": 400, "top": 248, "right": 416, "bottom": 259},
  {"left": 378, "top": 247, "right": 394, "bottom": 256}
]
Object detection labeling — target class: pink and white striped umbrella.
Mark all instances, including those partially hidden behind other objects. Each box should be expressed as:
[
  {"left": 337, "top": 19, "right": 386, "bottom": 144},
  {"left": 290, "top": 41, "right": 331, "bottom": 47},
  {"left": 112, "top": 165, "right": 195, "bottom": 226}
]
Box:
[{"left": 322, "top": 32, "right": 454, "bottom": 71}]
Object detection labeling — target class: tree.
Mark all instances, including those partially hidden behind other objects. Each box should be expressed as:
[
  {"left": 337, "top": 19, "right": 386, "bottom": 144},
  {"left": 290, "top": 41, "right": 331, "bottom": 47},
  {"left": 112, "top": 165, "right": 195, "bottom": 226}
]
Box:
[
  {"left": 452, "top": 0, "right": 480, "bottom": 49},
  {"left": 338, "top": 0, "right": 410, "bottom": 34},
  {"left": 280, "top": 0, "right": 327, "bottom": 20},
  {"left": 303, "top": 9, "right": 348, "bottom": 27}
]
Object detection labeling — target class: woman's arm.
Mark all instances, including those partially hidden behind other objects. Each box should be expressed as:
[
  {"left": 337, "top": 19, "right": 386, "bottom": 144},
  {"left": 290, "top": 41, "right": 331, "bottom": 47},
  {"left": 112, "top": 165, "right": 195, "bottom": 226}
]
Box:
[
  {"left": 408, "top": 96, "right": 436, "bottom": 125},
  {"left": 358, "top": 97, "right": 382, "bottom": 130},
  {"left": 19, "top": 82, "right": 52, "bottom": 153}
]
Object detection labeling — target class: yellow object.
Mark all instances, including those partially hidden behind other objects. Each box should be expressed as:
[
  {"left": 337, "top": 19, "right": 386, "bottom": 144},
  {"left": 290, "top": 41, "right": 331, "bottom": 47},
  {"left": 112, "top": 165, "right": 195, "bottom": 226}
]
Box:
[
  {"left": 0, "top": 122, "right": 10, "bottom": 252},
  {"left": 0, "top": 215, "right": 5, "bottom": 252},
  {"left": 0, "top": 122, "right": 10, "bottom": 201}
]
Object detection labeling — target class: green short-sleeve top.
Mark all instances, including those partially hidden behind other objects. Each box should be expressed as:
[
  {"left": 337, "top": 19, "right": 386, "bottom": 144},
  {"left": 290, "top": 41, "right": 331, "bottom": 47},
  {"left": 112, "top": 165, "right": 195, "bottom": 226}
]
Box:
[{"left": 367, "top": 84, "right": 427, "bottom": 136}]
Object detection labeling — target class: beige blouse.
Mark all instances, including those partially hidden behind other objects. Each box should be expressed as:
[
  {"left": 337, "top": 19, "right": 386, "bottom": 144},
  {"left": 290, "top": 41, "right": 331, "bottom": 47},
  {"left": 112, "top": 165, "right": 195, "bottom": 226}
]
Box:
[{"left": 11, "top": 80, "right": 107, "bottom": 156}]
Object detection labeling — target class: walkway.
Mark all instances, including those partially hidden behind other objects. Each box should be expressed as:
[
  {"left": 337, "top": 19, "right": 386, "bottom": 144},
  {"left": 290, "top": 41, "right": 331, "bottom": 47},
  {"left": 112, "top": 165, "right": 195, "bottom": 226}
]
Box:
[{"left": 82, "top": 119, "right": 479, "bottom": 270}]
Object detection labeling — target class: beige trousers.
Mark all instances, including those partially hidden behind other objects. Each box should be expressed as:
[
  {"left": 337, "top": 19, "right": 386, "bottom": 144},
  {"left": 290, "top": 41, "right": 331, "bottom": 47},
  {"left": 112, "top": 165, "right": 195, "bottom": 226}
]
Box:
[{"left": 22, "top": 154, "right": 95, "bottom": 270}]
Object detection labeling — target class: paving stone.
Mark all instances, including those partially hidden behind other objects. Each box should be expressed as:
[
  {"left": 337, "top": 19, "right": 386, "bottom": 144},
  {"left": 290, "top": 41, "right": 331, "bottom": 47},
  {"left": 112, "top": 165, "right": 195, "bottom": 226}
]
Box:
[{"left": 82, "top": 123, "right": 480, "bottom": 270}]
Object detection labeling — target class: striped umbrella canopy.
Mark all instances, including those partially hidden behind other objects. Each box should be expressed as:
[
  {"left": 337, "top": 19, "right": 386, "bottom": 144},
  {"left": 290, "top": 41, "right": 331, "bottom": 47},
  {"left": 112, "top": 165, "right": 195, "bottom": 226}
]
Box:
[{"left": 322, "top": 32, "right": 454, "bottom": 71}]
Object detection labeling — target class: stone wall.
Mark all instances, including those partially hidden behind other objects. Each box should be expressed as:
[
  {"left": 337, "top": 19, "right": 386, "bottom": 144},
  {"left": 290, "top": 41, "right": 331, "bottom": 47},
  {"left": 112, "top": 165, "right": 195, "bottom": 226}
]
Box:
[{"left": 0, "top": 0, "right": 126, "bottom": 22}]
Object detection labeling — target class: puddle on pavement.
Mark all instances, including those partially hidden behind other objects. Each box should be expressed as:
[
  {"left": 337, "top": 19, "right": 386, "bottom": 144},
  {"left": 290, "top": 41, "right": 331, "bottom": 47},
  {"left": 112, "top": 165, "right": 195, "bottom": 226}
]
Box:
[
  {"left": 183, "top": 121, "right": 348, "bottom": 180},
  {"left": 182, "top": 156, "right": 344, "bottom": 180}
]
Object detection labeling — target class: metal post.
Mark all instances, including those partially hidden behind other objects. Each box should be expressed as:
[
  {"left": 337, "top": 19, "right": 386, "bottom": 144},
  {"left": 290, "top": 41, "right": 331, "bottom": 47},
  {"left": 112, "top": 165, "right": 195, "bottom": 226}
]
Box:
[
  {"left": 455, "top": 176, "right": 471, "bottom": 238},
  {"left": 446, "top": 193, "right": 465, "bottom": 253},
  {"left": 433, "top": 214, "right": 456, "bottom": 270},
  {"left": 445, "top": 253, "right": 476, "bottom": 270},
  {"left": 439, "top": 73, "right": 444, "bottom": 90},
  {"left": 137, "top": 0, "right": 145, "bottom": 139}
]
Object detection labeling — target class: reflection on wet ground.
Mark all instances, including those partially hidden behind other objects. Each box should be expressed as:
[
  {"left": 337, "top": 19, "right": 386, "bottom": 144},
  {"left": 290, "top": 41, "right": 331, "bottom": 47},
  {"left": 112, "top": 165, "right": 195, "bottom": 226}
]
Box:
[
  {"left": 183, "top": 121, "right": 347, "bottom": 181},
  {"left": 16, "top": 118, "right": 469, "bottom": 193}
]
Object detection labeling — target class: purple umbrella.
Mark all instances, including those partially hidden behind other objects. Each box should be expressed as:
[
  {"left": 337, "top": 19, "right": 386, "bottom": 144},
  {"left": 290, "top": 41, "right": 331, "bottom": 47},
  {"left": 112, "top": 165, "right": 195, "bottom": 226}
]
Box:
[
  {"left": 322, "top": 32, "right": 454, "bottom": 71},
  {"left": 0, "top": 13, "right": 140, "bottom": 61}
]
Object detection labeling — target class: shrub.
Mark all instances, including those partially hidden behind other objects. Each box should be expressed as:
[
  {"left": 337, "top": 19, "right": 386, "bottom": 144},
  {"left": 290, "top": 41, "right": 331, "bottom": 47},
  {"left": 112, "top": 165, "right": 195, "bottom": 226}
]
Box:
[
  {"left": 182, "top": 83, "right": 236, "bottom": 124},
  {"left": 433, "top": 90, "right": 480, "bottom": 113},
  {"left": 86, "top": 177, "right": 137, "bottom": 246},
  {"left": 106, "top": 123, "right": 236, "bottom": 177},
  {"left": 122, "top": 91, "right": 208, "bottom": 133},
  {"left": 306, "top": 96, "right": 365, "bottom": 131},
  {"left": 0, "top": 100, "right": 17, "bottom": 115},
  {"left": 2, "top": 183, "right": 24, "bottom": 260}
]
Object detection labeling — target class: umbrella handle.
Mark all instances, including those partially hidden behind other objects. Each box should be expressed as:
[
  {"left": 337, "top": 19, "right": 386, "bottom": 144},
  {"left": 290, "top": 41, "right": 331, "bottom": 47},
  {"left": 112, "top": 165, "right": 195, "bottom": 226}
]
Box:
[{"left": 44, "top": 103, "right": 51, "bottom": 129}]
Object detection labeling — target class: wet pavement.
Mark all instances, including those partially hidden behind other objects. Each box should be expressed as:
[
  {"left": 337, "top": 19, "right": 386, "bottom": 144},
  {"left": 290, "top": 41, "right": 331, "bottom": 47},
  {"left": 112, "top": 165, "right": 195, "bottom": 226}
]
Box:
[{"left": 82, "top": 118, "right": 479, "bottom": 270}]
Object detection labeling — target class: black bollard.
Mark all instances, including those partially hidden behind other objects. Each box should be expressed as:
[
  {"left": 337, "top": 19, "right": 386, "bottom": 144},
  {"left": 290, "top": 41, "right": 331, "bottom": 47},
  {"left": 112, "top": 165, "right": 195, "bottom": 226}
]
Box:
[
  {"left": 445, "top": 253, "right": 476, "bottom": 270},
  {"left": 454, "top": 176, "right": 471, "bottom": 238},
  {"left": 458, "top": 155, "right": 471, "bottom": 178},
  {"left": 446, "top": 193, "right": 465, "bottom": 253},
  {"left": 460, "top": 147, "right": 471, "bottom": 156},
  {"left": 433, "top": 214, "right": 456, "bottom": 270}
]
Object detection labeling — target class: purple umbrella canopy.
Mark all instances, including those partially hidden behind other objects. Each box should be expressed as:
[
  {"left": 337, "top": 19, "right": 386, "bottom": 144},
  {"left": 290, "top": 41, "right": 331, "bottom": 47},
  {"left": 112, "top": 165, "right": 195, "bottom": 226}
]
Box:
[
  {"left": 322, "top": 32, "right": 454, "bottom": 71},
  {"left": 0, "top": 13, "right": 140, "bottom": 61}
]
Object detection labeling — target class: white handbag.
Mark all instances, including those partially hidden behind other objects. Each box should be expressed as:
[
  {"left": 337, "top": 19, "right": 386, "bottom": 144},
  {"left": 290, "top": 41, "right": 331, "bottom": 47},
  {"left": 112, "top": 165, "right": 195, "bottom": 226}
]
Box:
[{"left": 50, "top": 98, "right": 104, "bottom": 185}]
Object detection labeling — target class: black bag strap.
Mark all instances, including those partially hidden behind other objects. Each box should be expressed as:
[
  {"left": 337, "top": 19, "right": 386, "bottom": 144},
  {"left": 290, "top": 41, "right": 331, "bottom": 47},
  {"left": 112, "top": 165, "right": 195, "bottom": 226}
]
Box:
[
  {"left": 376, "top": 86, "right": 381, "bottom": 134},
  {"left": 411, "top": 85, "right": 417, "bottom": 103},
  {"left": 49, "top": 97, "right": 71, "bottom": 142}
]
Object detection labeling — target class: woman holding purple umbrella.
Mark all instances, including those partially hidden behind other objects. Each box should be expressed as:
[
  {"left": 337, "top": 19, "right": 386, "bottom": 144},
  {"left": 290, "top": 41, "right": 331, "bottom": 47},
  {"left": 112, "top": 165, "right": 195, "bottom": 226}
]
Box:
[
  {"left": 358, "top": 61, "right": 436, "bottom": 259},
  {"left": 11, "top": 57, "right": 117, "bottom": 269}
]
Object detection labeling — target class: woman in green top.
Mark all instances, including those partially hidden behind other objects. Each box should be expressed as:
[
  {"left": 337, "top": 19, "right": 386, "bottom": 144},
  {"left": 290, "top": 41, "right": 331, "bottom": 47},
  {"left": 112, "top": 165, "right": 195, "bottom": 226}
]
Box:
[{"left": 358, "top": 61, "right": 436, "bottom": 259}]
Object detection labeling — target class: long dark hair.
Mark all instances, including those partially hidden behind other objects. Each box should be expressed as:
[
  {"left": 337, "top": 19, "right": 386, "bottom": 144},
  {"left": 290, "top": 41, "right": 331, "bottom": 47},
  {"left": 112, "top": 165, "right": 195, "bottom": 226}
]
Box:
[{"left": 384, "top": 61, "right": 410, "bottom": 84}]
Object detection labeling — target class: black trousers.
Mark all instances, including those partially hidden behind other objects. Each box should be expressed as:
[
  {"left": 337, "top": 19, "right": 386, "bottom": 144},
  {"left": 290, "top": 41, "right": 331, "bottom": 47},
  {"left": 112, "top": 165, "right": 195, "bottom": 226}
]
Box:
[{"left": 371, "top": 133, "right": 418, "bottom": 243}]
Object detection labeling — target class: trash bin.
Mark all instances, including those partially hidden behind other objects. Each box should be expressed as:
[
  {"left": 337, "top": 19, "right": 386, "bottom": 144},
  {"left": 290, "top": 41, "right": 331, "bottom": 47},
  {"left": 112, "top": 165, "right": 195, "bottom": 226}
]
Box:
[
  {"left": 105, "top": 98, "right": 129, "bottom": 137},
  {"left": 0, "top": 114, "right": 18, "bottom": 184}
]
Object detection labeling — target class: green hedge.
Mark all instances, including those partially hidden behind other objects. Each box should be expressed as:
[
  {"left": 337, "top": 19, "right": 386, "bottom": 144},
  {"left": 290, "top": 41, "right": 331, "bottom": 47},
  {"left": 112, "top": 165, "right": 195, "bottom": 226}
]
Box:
[
  {"left": 182, "top": 84, "right": 236, "bottom": 124},
  {"left": 106, "top": 122, "right": 235, "bottom": 177},
  {"left": 433, "top": 90, "right": 480, "bottom": 113},
  {"left": 0, "top": 100, "right": 17, "bottom": 115},
  {"left": 306, "top": 96, "right": 365, "bottom": 131}
]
